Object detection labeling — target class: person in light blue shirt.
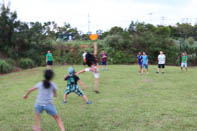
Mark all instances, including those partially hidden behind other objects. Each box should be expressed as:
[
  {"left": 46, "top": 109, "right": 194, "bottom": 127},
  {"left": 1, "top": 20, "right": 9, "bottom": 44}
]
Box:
[{"left": 142, "top": 52, "right": 149, "bottom": 74}]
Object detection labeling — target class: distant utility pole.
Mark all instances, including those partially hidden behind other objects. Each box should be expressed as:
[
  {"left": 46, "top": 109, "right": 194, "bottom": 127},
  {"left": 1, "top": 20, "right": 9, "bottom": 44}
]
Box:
[{"left": 88, "top": 13, "right": 91, "bottom": 34}]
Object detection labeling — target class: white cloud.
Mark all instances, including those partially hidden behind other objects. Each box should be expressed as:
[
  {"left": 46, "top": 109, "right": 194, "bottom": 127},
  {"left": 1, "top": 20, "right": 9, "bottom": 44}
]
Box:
[{"left": 3, "top": 0, "right": 197, "bottom": 33}]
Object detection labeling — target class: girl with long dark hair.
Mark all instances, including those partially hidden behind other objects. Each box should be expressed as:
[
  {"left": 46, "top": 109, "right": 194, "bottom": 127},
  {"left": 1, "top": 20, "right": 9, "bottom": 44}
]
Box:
[
  {"left": 23, "top": 70, "right": 65, "bottom": 131},
  {"left": 76, "top": 42, "right": 100, "bottom": 93}
]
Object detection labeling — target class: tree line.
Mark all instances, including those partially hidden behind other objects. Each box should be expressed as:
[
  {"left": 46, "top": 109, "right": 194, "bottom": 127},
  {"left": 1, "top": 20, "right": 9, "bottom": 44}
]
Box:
[{"left": 0, "top": 3, "right": 197, "bottom": 73}]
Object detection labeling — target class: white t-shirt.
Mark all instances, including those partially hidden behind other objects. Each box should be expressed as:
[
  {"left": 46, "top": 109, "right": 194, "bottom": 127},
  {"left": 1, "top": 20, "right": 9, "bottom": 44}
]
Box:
[
  {"left": 82, "top": 53, "right": 87, "bottom": 59},
  {"left": 158, "top": 54, "right": 166, "bottom": 64}
]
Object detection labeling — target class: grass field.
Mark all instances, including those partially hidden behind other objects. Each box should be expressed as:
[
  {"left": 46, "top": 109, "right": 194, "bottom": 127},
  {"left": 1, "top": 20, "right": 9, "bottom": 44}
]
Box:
[{"left": 1, "top": 65, "right": 197, "bottom": 131}]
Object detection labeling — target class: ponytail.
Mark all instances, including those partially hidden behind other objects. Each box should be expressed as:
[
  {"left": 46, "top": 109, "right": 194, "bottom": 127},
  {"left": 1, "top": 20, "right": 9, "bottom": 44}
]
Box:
[
  {"left": 43, "top": 70, "right": 54, "bottom": 88},
  {"left": 43, "top": 80, "right": 50, "bottom": 88}
]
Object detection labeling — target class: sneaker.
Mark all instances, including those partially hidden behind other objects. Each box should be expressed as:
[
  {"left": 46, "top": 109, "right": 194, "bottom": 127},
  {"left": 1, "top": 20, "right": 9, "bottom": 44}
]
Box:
[
  {"left": 62, "top": 101, "right": 67, "bottom": 104},
  {"left": 87, "top": 101, "right": 92, "bottom": 104}
]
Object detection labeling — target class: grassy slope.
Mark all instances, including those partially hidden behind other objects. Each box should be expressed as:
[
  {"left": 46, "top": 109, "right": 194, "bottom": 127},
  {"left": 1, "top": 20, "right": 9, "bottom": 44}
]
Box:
[{"left": 0, "top": 65, "right": 197, "bottom": 131}]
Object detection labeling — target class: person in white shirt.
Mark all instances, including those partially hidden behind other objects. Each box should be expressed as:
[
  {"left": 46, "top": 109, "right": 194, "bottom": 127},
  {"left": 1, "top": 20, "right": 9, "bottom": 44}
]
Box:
[
  {"left": 157, "top": 51, "right": 166, "bottom": 73},
  {"left": 77, "top": 42, "right": 100, "bottom": 94}
]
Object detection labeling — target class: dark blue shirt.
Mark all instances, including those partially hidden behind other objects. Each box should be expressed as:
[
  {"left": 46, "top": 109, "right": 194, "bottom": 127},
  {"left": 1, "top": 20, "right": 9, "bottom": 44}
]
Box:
[{"left": 137, "top": 55, "right": 142, "bottom": 64}]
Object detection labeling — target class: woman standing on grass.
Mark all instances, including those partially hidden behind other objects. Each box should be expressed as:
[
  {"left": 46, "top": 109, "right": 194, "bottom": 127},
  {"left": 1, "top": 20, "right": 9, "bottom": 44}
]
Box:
[
  {"left": 23, "top": 70, "right": 65, "bottom": 131},
  {"left": 76, "top": 42, "right": 100, "bottom": 94}
]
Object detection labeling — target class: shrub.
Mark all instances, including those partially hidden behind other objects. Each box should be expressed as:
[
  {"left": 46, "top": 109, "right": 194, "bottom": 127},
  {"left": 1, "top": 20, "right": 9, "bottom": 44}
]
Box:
[
  {"left": 0, "top": 60, "right": 13, "bottom": 73},
  {"left": 6, "top": 59, "right": 15, "bottom": 66},
  {"left": 18, "top": 58, "right": 35, "bottom": 69}
]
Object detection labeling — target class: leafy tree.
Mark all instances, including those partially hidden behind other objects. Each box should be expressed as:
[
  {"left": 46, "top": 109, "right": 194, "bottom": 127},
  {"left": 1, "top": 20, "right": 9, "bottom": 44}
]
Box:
[
  {"left": 109, "top": 26, "right": 123, "bottom": 35},
  {"left": 0, "top": 4, "right": 18, "bottom": 52}
]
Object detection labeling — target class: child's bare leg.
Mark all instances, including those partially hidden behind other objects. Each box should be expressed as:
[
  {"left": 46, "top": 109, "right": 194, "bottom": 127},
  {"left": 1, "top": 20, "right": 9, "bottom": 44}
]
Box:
[
  {"left": 33, "top": 113, "right": 41, "bottom": 131},
  {"left": 181, "top": 67, "right": 183, "bottom": 71},
  {"left": 63, "top": 94, "right": 67, "bottom": 102},
  {"left": 94, "top": 78, "right": 99, "bottom": 92},
  {"left": 82, "top": 95, "right": 89, "bottom": 103},
  {"left": 53, "top": 114, "right": 65, "bottom": 131},
  {"left": 105, "top": 65, "right": 108, "bottom": 70},
  {"left": 139, "top": 66, "right": 141, "bottom": 73},
  {"left": 102, "top": 65, "right": 104, "bottom": 70},
  {"left": 157, "top": 68, "right": 160, "bottom": 73},
  {"left": 141, "top": 68, "right": 144, "bottom": 74}
]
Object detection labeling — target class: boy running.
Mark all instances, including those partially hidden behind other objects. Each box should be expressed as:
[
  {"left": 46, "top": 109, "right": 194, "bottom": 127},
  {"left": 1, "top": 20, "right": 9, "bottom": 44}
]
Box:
[
  {"left": 137, "top": 52, "right": 142, "bottom": 73},
  {"left": 142, "top": 52, "right": 148, "bottom": 74},
  {"left": 181, "top": 52, "right": 188, "bottom": 72},
  {"left": 23, "top": 70, "right": 65, "bottom": 131},
  {"left": 63, "top": 67, "right": 91, "bottom": 104},
  {"left": 157, "top": 51, "right": 166, "bottom": 73}
]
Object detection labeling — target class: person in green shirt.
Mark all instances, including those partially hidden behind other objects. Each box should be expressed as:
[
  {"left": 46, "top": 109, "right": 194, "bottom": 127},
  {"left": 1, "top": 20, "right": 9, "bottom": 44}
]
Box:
[
  {"left": 181, "top": 52, "right": 188, "bottom": 72},
  {"left": 46, "top": 50, "right": 53, "bottom": 69}
]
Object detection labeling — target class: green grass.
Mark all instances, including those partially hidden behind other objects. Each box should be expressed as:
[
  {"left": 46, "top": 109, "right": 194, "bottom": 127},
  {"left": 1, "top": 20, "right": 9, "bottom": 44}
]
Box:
[{"left": 1, "top": 65, "right": 197, "bottom": 131}]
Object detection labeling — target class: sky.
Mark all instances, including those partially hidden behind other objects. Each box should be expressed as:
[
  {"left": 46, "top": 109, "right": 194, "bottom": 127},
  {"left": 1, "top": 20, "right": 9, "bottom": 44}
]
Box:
[{"left": 2, "top": 0, "right": 197, "bottom": 33}]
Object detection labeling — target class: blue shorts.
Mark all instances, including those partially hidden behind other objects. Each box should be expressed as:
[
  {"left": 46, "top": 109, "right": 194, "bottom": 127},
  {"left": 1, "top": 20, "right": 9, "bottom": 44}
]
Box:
[
  {"left": 101, "top": 61, "right": 107, "bottom": 65},
  {"left": 142, "top": 64, "right": 148, "bottom": 69},
  {"left": 34, "top": 104, "right": 57, "bottom": 116}
]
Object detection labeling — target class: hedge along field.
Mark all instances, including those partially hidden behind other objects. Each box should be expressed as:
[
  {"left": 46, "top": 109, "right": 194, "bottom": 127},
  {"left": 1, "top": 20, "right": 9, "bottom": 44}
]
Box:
[{"left": 1, "top": 65, "right": 197, "bottom": 131}]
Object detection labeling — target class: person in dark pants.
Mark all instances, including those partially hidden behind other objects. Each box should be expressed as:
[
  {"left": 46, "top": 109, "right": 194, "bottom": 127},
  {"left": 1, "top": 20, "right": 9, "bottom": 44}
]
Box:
[
  {"left": 46, "top": 50, "right": 53, "bottom": 69},
  {"left": 157, "top": 51, "right": 166, "bottom": 73}
]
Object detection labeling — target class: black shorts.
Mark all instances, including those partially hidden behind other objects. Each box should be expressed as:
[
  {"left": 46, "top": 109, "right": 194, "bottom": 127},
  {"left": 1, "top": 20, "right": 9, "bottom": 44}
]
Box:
[
  {"left": 47, "top": 61, "right": 53, "bottom": 65},
  {"left": 158, "top": 64, "right": 165, "bottom": 68}
]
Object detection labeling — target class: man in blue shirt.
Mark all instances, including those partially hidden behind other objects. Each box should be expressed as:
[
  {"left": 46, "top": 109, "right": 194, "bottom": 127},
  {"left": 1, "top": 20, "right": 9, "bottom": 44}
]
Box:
[
  {"left": 142, "top": 52, "right": 149, "bottom": 74},
  {"left": 137, "top": 52, "right": 142, "bottom": 73}
]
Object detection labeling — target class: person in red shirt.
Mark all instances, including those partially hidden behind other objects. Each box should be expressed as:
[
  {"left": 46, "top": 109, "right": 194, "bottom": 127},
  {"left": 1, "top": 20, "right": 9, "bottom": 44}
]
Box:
[{"left": 101, "top": 50, "right": 108, "bottom": 71}]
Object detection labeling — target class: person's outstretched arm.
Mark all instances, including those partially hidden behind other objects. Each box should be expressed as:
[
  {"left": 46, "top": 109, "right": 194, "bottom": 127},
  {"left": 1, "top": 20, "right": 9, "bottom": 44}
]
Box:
[
  {"left": 23, "top": 87, "right": 37, "bottom": 99},
  {"left": 46, "top": 56, "right": 48, "bottom": 63},
  {"left": 76, "top": 69, "right": 86, "bottom": 75},
  {"left": 53, "top": 89, "right": 57, "bottom": 97},
  {"left": 78, "top": 80, "right": 88, "bottom": 90},
  {"left": 94, "top": 42, "right": 97, "bottom": 56},
  {"left": 64, "top": 75, "right": 68, "bottom": 79}
]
